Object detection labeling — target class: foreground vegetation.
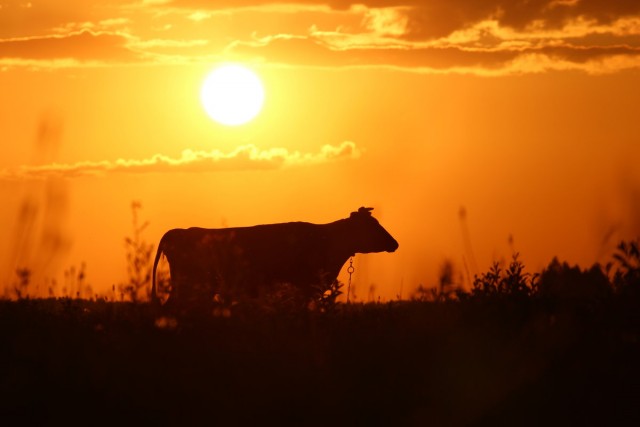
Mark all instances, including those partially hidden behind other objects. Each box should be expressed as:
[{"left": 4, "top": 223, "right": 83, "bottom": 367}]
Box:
[{"left": 1, "top": 241, "right": 639, "bottom": 425}]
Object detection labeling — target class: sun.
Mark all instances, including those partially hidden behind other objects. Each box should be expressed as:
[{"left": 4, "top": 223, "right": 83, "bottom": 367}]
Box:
[{"left": 200, "top": 64, "right": 265, "bottom": 126}]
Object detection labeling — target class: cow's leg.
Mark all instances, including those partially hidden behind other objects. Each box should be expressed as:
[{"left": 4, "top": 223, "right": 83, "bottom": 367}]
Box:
[
  {"left": 163, "top": 276, "right": 181, "bottom": 313},
  {"left": 163, "top": 261, "right": 189, "bottom": 313}
]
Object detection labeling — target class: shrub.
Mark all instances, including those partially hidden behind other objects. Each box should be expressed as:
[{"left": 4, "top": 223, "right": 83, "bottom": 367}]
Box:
[
  {"left": 470, "top": 253, "right": 538, "bottom": 300},
  {"left": 610, "top": 239, "right": 640, "bottom": 298},
  {"left": 119, "top": 201, "right": 154, "bottom": 302},
  {"left": 538, "top": 258, "right": 611, "bottom": 305}
]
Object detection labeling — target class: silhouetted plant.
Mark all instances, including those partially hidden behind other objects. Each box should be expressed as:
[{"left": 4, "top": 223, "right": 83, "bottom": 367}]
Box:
[
  {"left": 471, "top": 262, "right": 501, "bottom": 297},
  {"left": 47, "top": 279, "right": 57, "bottom": 298},
  {"left": 610, "top": 239, "right": 640, "bottom": 298},
  {"left": 63, "top": 263, "right": 92, "bottom": 299},
  {"left": 501, "top": 253, "right": 538, "bottom": 297},
  {"left": 470, "top": 253, "right": 537, "bottom": 299},
  {"left": 314, "top": 280, "right": 344, "bottom": 311},
  {"left": 253, "top": 283, "right": 306, "bottom": 313},
  {"left": 413, "top": 260, "right": 464, "bottom": 302},
  {"left": 412, "top": 284, "right": 432, "bottom": 302},
  {"left": 119, "top": 201, "right": 154, "bottom": 302},
  {"left": 538, "top": 258, "right": 611, "bottom": 306},
  {"left": 253, "top": 280, "right": 344, "bottom": 313},
  {"left": 13, "top": 268, "right": 31, "bottom": 299}
]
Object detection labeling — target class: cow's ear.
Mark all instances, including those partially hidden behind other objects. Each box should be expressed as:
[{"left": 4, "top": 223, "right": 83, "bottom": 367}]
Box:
[
  {"left": 358, "top": 207, "right": 374, "bottom": 216},
  {"left": 351, "top": 207, "right": 373, "bottom": 218}
]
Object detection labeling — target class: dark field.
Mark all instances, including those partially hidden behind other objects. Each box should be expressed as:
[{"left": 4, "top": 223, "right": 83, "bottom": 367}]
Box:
[
  {"left": 2, "top": 242, "right": 640, "bottom": 426},
  {"left": 1, "top": 291, "right": 639, "bottom": 426}
]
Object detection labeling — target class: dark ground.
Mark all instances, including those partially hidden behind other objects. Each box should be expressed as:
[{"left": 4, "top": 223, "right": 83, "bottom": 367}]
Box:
[{"left": 1, "top": 296, "right": 639, "bottom": 426}]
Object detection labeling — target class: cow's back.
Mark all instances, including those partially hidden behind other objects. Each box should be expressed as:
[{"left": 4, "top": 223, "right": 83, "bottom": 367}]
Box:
[{"left": 212, "top": 222, "right": 332, "bottom": 287}]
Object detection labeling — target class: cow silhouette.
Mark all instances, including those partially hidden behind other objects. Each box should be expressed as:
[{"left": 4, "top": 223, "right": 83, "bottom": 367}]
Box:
[{"left": 151, "top": 207, "right": 398, "bottom": 309}]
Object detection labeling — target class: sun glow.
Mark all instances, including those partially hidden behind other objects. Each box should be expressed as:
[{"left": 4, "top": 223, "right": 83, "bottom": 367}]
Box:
[{"left": 200, "top": 64, "right": 265, "bottom": 126}]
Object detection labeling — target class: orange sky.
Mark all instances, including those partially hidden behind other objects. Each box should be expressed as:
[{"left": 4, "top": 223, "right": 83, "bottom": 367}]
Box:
[{"left": 1, "top": 0, "right": 640, "bottom": 299}]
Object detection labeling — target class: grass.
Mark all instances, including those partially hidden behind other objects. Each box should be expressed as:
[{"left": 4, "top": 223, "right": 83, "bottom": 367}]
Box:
[{"left": 1, "top": 256, "right": 639, "bottom": 425}]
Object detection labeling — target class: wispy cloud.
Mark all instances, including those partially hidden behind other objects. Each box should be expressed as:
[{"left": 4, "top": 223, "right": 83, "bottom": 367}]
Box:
[
  {"left": 0, "top": 30, "right": 138, "bottom": 62},
  {"left": 228, "top": 31, "right": 640, "bottom": 75},
  {"left": 220, "top": 2, "right": 640, "bottom": 75},
  {"left": 0, "top": 29, "right": 213, "bottom": 69},
  {"left": 164, "top": 0, "right": 640, "bottom": 37},
  {"left": 52, "top": 18, "right": 132, "bottom": 34},
  {"left": 0, "top": 142, "right": 362, "bottom": 181}
]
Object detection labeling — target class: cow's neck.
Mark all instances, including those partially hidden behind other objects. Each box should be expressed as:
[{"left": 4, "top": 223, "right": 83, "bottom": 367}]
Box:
[{"left": 328, "top": 218, "right": 358, "bottom": 262}]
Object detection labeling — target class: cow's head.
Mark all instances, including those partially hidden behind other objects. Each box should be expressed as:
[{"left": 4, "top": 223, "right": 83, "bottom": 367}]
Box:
[{"left": 348, "top": 207, "right": 399, "bottom": 254}]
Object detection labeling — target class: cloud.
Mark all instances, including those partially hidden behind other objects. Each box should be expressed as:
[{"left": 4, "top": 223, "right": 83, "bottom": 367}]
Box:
[
  {"left": 360, "top": 6, "right": 411, "bottom": 37},
  {"left": 198, "top": 1, "right": 640, "bottom": 75},
  {"left": 0, "top": 142, "right": 362, "bottom": 181},
  {"left": 228, "top": 32, "right": 640, "bottom": 75},
  {"left": 1, "top": 0, "right": 638, "bottom": 74},
  {"left": 164, "top": 1, "right": 640, "bottom": 51},
  {"left": 0, "top": 28, "right": 213, "bottom": 68},
  {"left": 52, "top": 18, "right": 132, "bottom": 34},
  {"left": 0, "top": 30, "right": 138, "bottom": 62},
  {"left": 167, "top": 0, "right": 640, "bottom": 36},
  {"left": 130, "top": 38, "right": 209, "bottom": 49}
]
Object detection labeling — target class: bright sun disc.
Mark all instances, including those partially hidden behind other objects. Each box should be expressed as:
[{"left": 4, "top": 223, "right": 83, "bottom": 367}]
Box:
[{"left": 201, "top": 64, "right": 265, "bottom": 126}]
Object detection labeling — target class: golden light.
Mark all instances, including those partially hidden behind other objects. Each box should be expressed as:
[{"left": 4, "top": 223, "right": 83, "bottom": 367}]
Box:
[{"left": 200, "top": 64, "right": 265, "bottom": 126}]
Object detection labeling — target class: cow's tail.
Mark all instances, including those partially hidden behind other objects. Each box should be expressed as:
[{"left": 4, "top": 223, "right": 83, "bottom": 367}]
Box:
[{"left": 151, "top": 235, "right": 165, "bottom": 305}]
